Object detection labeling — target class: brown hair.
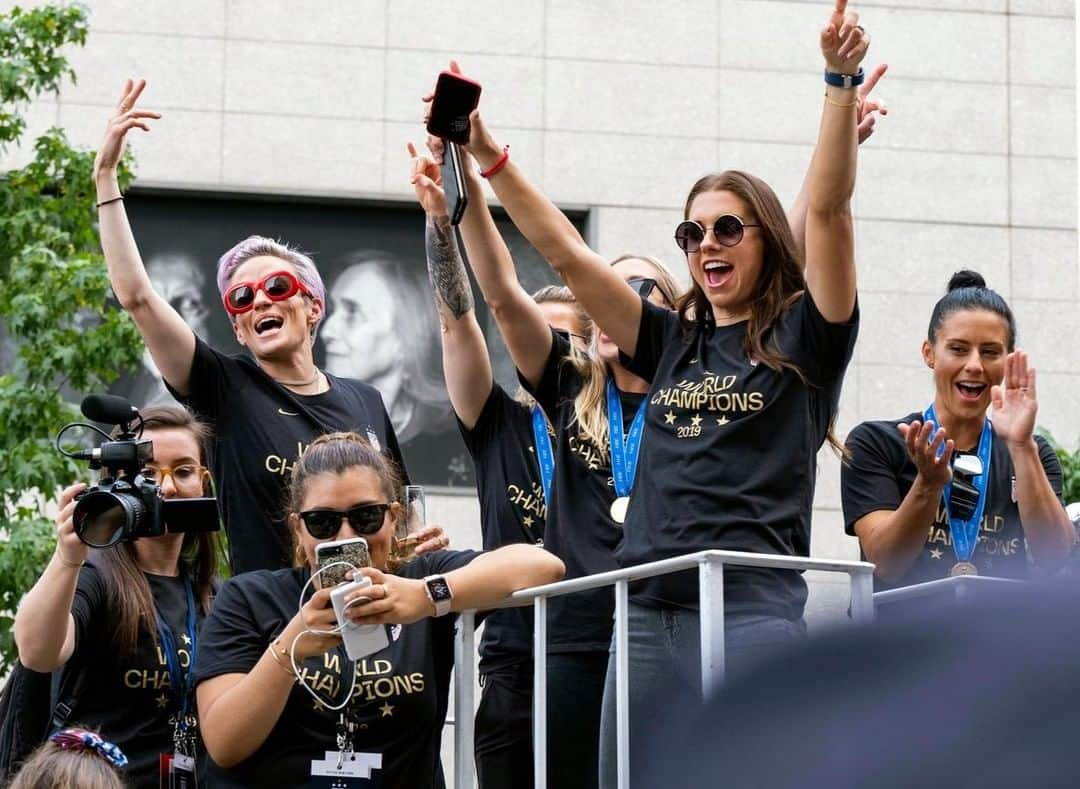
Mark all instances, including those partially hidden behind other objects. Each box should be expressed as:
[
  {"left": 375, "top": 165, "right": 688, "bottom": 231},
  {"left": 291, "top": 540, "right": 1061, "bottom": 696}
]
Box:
[
  {"left": 532, "top": 284, "right": 592, "bottom": 340},
  {"left": 677, "top": 171, "right": 846, "bottom": 455},
  {"left": 677, "top": 171, "right": 805, "bottom": 372},
  {"left": 100, "top": 405, "right": 219, "bottom": 657},
  {"left": 569, "top": 255, "right": 681, "bottom": 449},
  {"left": 286, "top": 432, "right": 404, "bottom": 566},
  {"left": 9, "top": 735, "right": 125, "bottom": 789}
]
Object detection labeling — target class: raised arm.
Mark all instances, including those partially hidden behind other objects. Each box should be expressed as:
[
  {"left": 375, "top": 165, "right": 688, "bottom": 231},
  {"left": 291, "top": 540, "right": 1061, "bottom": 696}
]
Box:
[
  {"left": 93, "top": 79, "right": 197, "bottom": 394},
  {"left": 13, "top": 483, "right": 87, "bottom": 671},
  {"left": 802, "top": 1, "right": 867, "bottom": 323},
  {"left": 451, "top": 141, "right": 557, "bottom": 388},
  {"left": 788, "top": 62, "right": 888, "bottom": 257},
  {"left": 430, "top": 64, "right": 642, "bottom": 358},
  {"left": 991, "top": 352, "right": 1074, "bottom": 567},
  {"left": 408, "top": 143, "right": 492, "bottom": 428}
]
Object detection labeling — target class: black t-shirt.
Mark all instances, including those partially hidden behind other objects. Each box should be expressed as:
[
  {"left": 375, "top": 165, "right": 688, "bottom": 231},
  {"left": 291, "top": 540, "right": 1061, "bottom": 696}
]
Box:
[
  {"left": 620, "top": 293, "right": 858, "bottom": 619},
  {"left": 168, "top": 337, "right": 408, "bottom": 574},
  {"left": 523, "top": 330, "right": 646, "bottom": 653},
  {"left": 192, "top": 551, "right": 478, "bottom": 788},
  {"left": 458, "top": 383, "right": 546, "bottom": 671},
  {"left": 67, "top": 561, "right": 204, "bottom": 789},
  {"left": 842, "top": 413, "right": 1065, "bottom": 591}
]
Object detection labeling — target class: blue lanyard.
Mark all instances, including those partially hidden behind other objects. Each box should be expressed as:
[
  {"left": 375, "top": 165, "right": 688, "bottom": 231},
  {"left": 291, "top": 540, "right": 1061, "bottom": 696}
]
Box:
[
  {"left": 531, "top": 405, "right": 555, "bottom": 506},
  {"left": 155, "top": 573, "right": 198, "bottom": 719},
  {"left": 606, "top": 379, "right": 647, "bottom": 499},
  {"left": 923, "top": 405, "right": 993, "bottom": 563}
]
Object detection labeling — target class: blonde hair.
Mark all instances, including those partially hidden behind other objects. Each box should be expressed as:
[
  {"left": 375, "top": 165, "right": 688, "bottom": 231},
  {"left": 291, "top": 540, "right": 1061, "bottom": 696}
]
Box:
[
  {"left": 568, "top": 255, "right": 681, "bottom": 449},
  {"left": 516, "top": 285, "right": 592, "bottom": 409},
  {"left": 9, "top": 735, "right": 125, "bottom": 789}
]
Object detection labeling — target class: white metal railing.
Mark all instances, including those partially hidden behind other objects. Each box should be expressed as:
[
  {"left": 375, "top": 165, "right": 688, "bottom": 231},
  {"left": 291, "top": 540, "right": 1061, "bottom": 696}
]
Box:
[{"left": 451, "top": 549, "right": 876, "bottom": 789}]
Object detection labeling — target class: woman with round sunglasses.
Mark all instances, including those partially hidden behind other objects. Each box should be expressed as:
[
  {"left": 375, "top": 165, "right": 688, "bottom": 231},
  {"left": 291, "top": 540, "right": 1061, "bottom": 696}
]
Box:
[
  {"left": 440, "top": 0, "right": 867, "bottom": 778},
  {"left": 413, "top": 126, "right": 679, "bottom": 787},
  {"left": 842, "top": 271, "right": 1072, "bottom": 591},
  {"left": 193, "top": 432, "right": 564, "bottom": 788},
  {"left": 14, "top": 406, "right": 220, "bottom": 788},
  {"left": 93, "top": 79, "right": 430, "bottom": 575}
]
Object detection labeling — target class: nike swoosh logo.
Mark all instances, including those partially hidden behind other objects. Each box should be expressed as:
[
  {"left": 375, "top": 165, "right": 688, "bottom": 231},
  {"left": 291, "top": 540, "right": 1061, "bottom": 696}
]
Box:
[{"left": 278, "top": 408, "right": 300, "bottom": 416}]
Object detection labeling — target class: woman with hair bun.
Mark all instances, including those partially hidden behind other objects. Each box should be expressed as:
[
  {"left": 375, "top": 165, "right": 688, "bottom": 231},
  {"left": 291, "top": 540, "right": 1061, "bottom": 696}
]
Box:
[{"left": 842, "top": 270, "right": 1073, "bottom": 589}]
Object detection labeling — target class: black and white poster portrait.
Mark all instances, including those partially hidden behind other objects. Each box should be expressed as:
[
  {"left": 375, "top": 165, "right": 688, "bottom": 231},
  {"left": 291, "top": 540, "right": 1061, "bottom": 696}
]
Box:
[{"left": 118, "top": 190, "right": 585, "bottom": 489}]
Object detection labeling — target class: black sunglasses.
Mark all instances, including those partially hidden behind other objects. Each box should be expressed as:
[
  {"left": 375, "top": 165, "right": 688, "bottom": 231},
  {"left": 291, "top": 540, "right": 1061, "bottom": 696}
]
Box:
[
  {"left": 299, "top": 503, "right": 391, "bottom": 539},
  {"left": 674, "top": 214, "right": 761, "bottom": 253},
  {"left": 626, "top": 277, "right": 658, "bottom": 300}
]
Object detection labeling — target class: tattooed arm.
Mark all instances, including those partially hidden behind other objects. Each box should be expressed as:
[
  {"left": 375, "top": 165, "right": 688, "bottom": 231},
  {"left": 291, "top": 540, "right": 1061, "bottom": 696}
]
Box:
[{"left": 424, "top": 213, "right": 493, "bottom": 428}]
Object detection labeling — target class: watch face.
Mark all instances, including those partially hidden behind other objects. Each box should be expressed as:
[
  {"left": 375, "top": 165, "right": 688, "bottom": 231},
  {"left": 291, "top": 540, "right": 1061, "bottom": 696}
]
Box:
[{"left": 428, "top": 578, "right": 451, "bottom": 601}]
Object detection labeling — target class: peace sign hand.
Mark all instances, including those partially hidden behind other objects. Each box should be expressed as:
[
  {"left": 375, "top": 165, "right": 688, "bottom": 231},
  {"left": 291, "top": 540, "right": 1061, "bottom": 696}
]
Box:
[
  {"left": 857, "top": 63, "right": 889, "bottom": 143},
  {"left": 408, "top": 141, "right": 448, "bottom": 217},
  {"left": 821, "top": 0, "right": 870, "bottom": 75},
  {"left": 93, "top": 78, "right": 161, "bottom": 179}
]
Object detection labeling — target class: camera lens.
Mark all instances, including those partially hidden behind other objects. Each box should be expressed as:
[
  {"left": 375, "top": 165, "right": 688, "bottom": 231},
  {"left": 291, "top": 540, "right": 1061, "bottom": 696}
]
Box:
[{"left": 74, "top": 489, "right": 147, "bottom": 547}]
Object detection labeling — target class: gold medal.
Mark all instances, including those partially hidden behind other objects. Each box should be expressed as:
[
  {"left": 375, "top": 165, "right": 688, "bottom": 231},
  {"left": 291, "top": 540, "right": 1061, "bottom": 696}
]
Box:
[
  {"left": 949, "top": 561, "right": 978, "bottom": 577},
  {"left": 610, "top": 496, "right": 629, "bottom": 524}
]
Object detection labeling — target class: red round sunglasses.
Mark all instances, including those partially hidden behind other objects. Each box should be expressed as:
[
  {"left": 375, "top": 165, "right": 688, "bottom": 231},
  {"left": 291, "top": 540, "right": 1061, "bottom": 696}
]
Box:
[{"left": 222, "top": 270, "right": 312, "bottom": 315}]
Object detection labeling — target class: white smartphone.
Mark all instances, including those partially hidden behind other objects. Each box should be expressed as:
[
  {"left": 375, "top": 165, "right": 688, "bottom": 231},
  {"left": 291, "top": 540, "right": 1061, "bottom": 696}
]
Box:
[
  {"left": 330, "top": 577, "right": 390, "bottom": 660},
  {"left": 315, "top": 537, "right": 370, "bottom": 588}
]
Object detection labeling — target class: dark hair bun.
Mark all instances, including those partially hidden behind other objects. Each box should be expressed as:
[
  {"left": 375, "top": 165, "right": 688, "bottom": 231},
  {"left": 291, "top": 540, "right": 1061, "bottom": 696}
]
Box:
[{"left": 947, "top": 270, "right": 986, "bottom": 292}]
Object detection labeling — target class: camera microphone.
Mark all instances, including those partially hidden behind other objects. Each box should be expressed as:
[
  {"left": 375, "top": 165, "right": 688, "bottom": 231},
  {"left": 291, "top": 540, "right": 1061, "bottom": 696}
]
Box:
[{"left": 81, "top": 394, "right": 138, "bottom": 426}]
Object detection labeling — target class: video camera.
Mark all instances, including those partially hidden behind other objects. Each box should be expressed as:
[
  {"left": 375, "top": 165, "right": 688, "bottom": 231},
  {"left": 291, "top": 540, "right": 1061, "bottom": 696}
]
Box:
[{"left": 55, "top": 395, "right": 219, "bottom": 548}]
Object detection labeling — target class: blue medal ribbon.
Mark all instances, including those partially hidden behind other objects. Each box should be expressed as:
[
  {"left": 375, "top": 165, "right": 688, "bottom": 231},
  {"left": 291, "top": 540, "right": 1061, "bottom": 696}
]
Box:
[
  {"left": 923, "top": 404, "right": 993, "bottom": 564},
  {"left": 531, "top": 405, "right": 555, "bottom": 506},
  {"left": 606, "top": 379, "right": 647, "bottom": 500},
  {"left": 155, "top": 573, "right": 198, "bottom": 727}
]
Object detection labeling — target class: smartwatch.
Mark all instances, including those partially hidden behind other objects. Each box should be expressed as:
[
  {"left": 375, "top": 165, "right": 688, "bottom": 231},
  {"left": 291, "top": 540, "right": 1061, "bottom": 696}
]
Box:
[
  {"left": 823, "top": 67, "right": 864, "bottom": 88},
  {"left": 423, "top": 574, "right": 453, "bottom": 617}
]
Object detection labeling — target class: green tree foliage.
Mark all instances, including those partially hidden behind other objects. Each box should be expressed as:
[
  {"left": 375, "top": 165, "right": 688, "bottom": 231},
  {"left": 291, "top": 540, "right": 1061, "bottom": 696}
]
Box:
[
  {"left": 0, "top": 4, "right": 142, "bottom": 670},
  {"left": 1038, "top": 429, "right": 1080, "bottom": 507}
]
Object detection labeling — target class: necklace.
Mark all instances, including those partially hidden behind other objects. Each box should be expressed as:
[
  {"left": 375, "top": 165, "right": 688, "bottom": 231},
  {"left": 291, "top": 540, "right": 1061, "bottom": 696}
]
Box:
[{"left": 273, "top": 367, "right": 320, "bottom": 389}]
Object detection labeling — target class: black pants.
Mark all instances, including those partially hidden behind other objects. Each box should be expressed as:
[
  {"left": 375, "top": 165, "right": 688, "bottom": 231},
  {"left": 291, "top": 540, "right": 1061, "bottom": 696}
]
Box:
[
  {"left": 475, "top": 661, "right": 534, "bottom": 789},
  {"left": 546, "top": 652, "right": 608, "bottom": 789}
]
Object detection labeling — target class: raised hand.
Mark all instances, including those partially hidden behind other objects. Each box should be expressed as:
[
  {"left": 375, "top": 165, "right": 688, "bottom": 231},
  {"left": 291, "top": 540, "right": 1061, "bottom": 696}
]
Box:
[
  {"left": 821, "top": 0, "right": 870, "bottom": 75},
  {"left": 408, "top": 141, "right": 448, "bottom": 216},
  {"left": 422, "top": 60, "right": 502, "bottom": 170},
  {"left": 991, "top": 350, "right": 1038, "bottom": 447},
  {"left": 857, "top": 63, "right": 889, "bottom": 143},
  {"left": 898, "top": 420, "right": 954, "bottom": 489},
  {"left": 93, "top": 79, "right": 161, "bottom": 179}
]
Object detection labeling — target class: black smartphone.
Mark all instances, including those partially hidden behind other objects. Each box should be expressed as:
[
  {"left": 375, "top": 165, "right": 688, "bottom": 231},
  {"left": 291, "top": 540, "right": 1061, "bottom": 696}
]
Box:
[
  {"left": 441, "top": 141, "right": 468, "bottom": 226},
  {"left": 315, "top": 537, "right": 371, "bottom": 589},
  {"left": 426, "top": 71, "right": 482, "bottom": 144}
]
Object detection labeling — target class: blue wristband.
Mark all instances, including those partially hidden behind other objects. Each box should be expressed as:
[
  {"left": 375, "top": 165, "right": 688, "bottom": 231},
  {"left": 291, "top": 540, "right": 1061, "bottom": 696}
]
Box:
[{"left": 824, "top": 68, "right": 864, "bottom": 88}]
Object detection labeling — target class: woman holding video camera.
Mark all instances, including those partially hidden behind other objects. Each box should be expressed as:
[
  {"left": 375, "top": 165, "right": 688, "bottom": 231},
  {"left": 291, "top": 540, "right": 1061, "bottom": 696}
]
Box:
[
  {"left": 93, "top": 80, "right": 431, "bottom": 575},
  {"left": 193, "top": 432, "right": 564, "bottom": 788},
  {"left": 842, "top": 271, "right": 1073, "bottom": 590},
  {"left": 13, "top": 405, "right": 220, "bottom": 788}
]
